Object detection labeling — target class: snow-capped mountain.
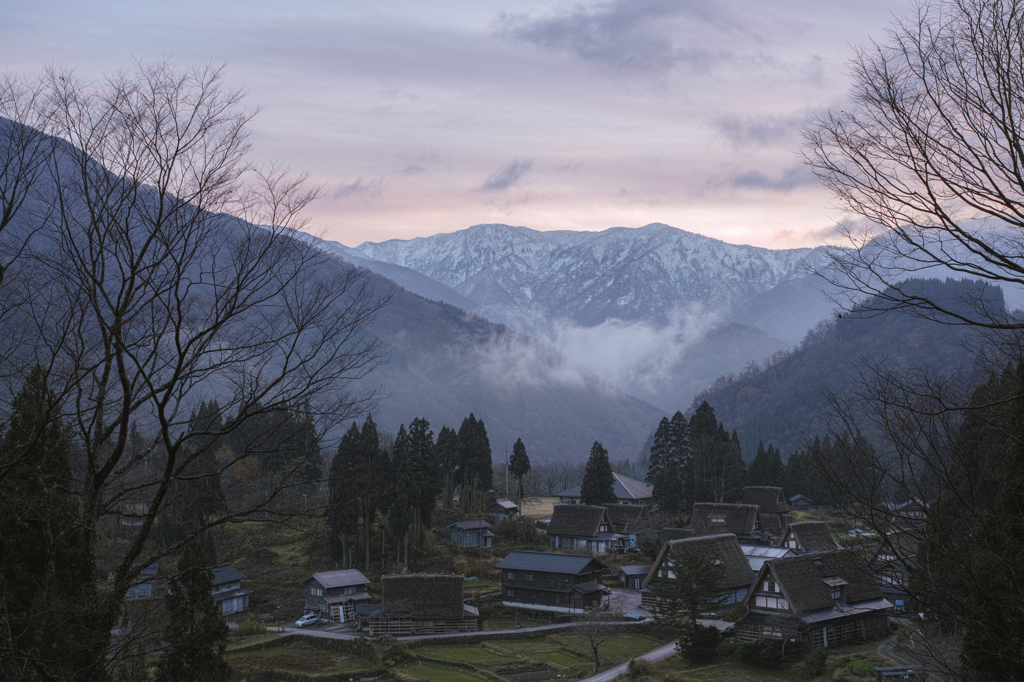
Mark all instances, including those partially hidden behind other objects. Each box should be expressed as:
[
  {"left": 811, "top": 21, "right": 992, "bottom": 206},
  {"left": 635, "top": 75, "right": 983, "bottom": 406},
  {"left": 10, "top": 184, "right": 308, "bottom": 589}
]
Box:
[{"left": 353, "top": 223, "right": 829, "bottom": 328}]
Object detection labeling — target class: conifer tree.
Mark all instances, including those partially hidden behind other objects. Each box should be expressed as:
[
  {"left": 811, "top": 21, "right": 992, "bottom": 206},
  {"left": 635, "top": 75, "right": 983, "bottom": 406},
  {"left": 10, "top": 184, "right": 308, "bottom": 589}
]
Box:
[
  {"left": 326, "top": 422, "right": 362, "bottom": 565},
  {"left": 407, "top": 417, "right": 439, "bottom": 534},
  {"left": 748, "top": 442, "right": 784, "bottom": 488},
  {"left": 457, "top": 413, "right": 492, "bottom": 510},
  {"left": 508, "top": 437, "right": 531, "bottom": 507},
  {"left": 670, "top": 411, "right": 694, "bottom": 515},
  {"left": 0, "top": 367, "right": 100, "bottom": 680},
  {"left": 434, "top": 425, "right": 459, "bottom": 508},
  {"left": 580, "top": 441, "right": 616, "bottom": 505},
  {"left": 155, "top": 538, "right": 229, "bottom": 682}
]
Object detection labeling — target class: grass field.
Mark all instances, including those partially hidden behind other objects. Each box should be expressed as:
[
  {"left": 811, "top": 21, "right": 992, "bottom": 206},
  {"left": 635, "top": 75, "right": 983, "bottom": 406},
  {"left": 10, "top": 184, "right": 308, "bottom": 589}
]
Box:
[
  {"left": 650, "top": 640, "right": 896, "bottom": 682},
  {"left": 397, "top": 661, "right": 490, "bottom": 681},
  {"left": 225, "top": 639, "right": 376, "bottom": 676},
  {"left": 416, "top": 644, "right": 520, "bottom": 666},
  {"left": 520, "top": 496, "right": 557, "bottom": 519}
]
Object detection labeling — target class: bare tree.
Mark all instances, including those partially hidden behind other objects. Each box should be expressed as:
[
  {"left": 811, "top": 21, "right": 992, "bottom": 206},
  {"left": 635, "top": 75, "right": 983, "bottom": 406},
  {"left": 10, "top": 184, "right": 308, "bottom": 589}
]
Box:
[
  {"left": 803, "top": 3, "right": 1024, "bottom": 680},
  {"left": 0, "top": 61, "right": 388, "bottom": 681},
  {"left": 574, "top": 607, "right": 616, "bottom": 674},
  {"left": 805, "top": 0, "right": 1024, "bottom": 329}
]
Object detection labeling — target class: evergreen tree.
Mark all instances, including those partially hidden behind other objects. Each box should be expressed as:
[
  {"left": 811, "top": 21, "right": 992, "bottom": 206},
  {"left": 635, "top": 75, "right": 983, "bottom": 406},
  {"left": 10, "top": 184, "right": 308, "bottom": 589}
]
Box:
[
  {"left": 407, "top": 417, "right": 439, "bottom": 532},
  {"left": 388, "top": 425, "right": 414, "bottom": 566},
  {"left": 155, "top": 539, "right": 229, "bottom": 682},
  {"left": 580, "top": 441, "right": 616, "bottom": 505},
  {"left": 748, "top": 442, "right": 784, "bottom": 488},
  {"left": 508, "top": 437, "right": 531, "bottom": 507},
  {"left": 649, "top": 545, "right": 727, "bottom": 664},
  {"left": 326, "top": 422, "right": 362, "bottom": 564},
  {"left": 434, "top": 425, "right": 459, "bottom": 508},
  {"left": 457, "top": 413, "right": 492, "bottom": 510},
  {"left": 0, "top": 367, "right": 100, "bottom": 680},
  {"left": 670, "top": 411, "right": 694, "bottom": 516}
]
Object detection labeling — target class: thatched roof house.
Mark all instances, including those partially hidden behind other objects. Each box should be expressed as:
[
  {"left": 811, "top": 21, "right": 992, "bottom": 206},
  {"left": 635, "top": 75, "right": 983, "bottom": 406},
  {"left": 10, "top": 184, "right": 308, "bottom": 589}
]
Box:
[
  {"left": 367, "top": 574, "right": 479, "bottom": 635},
  {"left": 741, "top": 487, "right": 792, "bottom": 531},
  {"left": 737, "top": 550, "right": 892, "bottom": 648},
  {"left": 690, "top": 503, "right": 766, "bottom": 542},
  {"left": 547, "top": 504, "right": 624, "bottom": 552},
  {"left": 381, "top": 574, "right": 465, "bottom": 620},
  {"left": 641, "top": 533, "right": 755, "bottom": 609},
  {"left": 779, "top": 521, "right": 839, "bottom": 553},
  {"left": 603, "top": 503, "right": 649, "bottom": 534}
]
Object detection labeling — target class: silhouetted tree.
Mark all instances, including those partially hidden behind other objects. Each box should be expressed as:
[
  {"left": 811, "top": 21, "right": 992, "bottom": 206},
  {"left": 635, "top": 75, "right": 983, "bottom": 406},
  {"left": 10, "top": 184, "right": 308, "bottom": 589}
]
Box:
[
  {"left": 508, "top": 437, "right": 531, "bottom": 508},
  {"left": 155, "top": 538, "right": 229, "bottom": 682},
  {"left": 581, "top": 441, "right": 616, "bottom": 505}
]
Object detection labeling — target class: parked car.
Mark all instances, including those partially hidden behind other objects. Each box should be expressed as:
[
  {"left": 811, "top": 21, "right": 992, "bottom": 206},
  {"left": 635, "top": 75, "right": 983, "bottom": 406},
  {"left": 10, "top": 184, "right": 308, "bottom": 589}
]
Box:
[
  {"left": 719, "top": 625, "right": 736, "bottom": 638},
  {"left": 295, "top": 613, "right": 318, "bottom": 628}
]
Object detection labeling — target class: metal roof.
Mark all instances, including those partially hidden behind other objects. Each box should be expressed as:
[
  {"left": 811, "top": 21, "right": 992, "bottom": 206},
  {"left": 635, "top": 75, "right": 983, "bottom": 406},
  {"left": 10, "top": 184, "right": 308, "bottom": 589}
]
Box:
[
  {"left": 619, "top": 565, "right": 650, "bottom": 575},
  {"left": 741, "top": 545, "right": 794, "bottom": 558},
  {"left": 496, "top": 550, "right": 606, "bottom": 574},
  {"left": 307, "top": 569, "right": 371, "bottom": 589},
  {"left": 554, "top": 473, "right": 652, "bottom": 502},
  {"left": 210, "top": 565, "right": 246, "bottom": 585},
  {"left": 448, "top": 520, "right": 492, "bottom": 530}
]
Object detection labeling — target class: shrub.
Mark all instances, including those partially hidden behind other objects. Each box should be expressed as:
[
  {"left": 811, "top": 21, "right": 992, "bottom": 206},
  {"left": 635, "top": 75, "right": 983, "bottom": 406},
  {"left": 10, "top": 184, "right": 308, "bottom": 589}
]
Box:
[
  {"left": 678, "top": 623, "right": 721, "bottom": 664},
  {"left": 234, "top": 619, "right": 267, "bottom": 636},
  {"left": 738, "top": 639, "right": 808, "bottom": 668},
  {"left": 805, "top": 646, "right": 828, "bottom": 676},
  {"left": 493, "top": 516, "right": 543, "bottom": 545},
  {"left": 626, "top": 657, "right": 656, "bottom": 677}
]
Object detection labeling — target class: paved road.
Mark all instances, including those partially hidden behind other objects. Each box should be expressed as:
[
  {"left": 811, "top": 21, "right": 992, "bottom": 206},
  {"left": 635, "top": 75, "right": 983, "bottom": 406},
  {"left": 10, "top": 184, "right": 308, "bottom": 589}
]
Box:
[
  {"left": 277, "top": 619, "right": 646, "bottom": 642},
  {"left": 576, "top": 641, "right": 678, "bottom": 682}
]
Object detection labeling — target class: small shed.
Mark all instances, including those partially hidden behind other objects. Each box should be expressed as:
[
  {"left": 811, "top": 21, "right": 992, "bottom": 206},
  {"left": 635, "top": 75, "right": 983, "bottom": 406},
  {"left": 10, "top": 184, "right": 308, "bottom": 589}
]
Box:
[
  {"left": 449, "top": 520, "right": 495, "bottom": 547},
  {"left": 619, "top": 565, "right": 650, "bottom": 591},
  {"left": 487, "top": 498, "right": 519, "bottom": 521},
  {"left": 789, "top": 493, "right": 813, "bottom": 511},
  {"left": 211, "top": 565, "right": 253, "bottom": 617}
]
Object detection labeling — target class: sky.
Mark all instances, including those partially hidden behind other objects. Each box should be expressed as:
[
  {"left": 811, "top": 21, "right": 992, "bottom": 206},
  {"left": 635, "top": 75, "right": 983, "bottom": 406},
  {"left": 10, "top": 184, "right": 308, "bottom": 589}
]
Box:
[{"left": 1, "top": 0, "right": 917, "bottom": 249}]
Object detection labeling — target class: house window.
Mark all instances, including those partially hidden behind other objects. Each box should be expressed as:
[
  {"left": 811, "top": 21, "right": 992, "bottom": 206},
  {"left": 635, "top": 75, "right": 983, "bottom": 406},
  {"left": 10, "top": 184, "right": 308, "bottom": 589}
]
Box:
[
  {"left": 830, "top": 586, "right": 841, "bottom": 600},
  {"left": 525, "top": 574, "right": 534, "bottom": 582},
  {"left": 710, "top": 515, "right": 726, "bottom": 523},
  {"left": 763, "top": 580, "right": 778, "bottom": 592},
  {"left": 506, "top": 571, "right": 516, "bottom": 580},
  {"left": 310, "top": 587, "right": 323, "bottom": 597},
  {"left": 507, "top": 589, "right": 515, "bottom": 598}
]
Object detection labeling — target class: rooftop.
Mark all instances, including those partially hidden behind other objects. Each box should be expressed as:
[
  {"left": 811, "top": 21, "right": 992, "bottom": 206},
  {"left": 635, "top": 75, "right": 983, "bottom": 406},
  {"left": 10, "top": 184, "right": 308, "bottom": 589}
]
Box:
[
  {"left": 643, "top": 533, "right": 753, "bottom": 591},
  {"left": 210, "top": 565, "right": 246, "bottom": 585},
  {"left": 555, "top": 473, "right": 653, "bottom": 502},
  {"left": 307, "top": 569, "right": 371, "bottom": 590},
  {"left": 496, "top": 550, "right": 607, "bottom": 575},
  {"left": 547, "top": 504, "right": 610, "bottom": 538}
]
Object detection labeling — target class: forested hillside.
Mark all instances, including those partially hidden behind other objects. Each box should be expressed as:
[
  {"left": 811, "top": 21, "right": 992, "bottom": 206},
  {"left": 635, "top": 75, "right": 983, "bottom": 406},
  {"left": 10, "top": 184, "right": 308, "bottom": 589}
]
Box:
[{"left": 692, "top": 279, "right": 998, "bottom": 459}]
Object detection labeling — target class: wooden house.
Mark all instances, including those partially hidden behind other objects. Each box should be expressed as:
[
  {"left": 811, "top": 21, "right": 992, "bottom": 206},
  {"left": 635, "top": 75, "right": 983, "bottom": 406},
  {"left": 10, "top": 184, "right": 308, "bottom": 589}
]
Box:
[
  {"left": 126, "top": 563, "right": 159, "bottom": 600},
  {"left": 365, "top": 574, "right": 479, "bottom": 636},
  {"left": 690, "top": 503, "right": 768, "bottom": 544},
  {"left": 302, "top": 569, "right": 372, "bottom": 623},
  {"left": 619, "top": 565, "right": 650, "bottom": 591},
  {"left": 641, "top": 533, "right": 754, "bottom": 611},
  {"left": 211, "top": 565, "right": 253, "bottom": 617},
  {"left": 869, "top": 532, "right": 918, "bottom": 614},
  {"left": 555, "top": 473, "right": 653, "bottom": 505},
  {"left": 496, "top": 550, "right": 608, "bottom": 614},
  {"left": 603, "top": 503, "right": 650, "bottom": 549},
  {"left": 889, "top": 499, "right": 927, "bottom": 532},
  {"left": 448, "top": 520, "right": 495, "bottom": 547},
  {"left": 487, "top": 498, "right": 519, "bottom": 521},
  {"left": 547, "top": 504, "right": 625, "bottom": 552},
  {"left": 779, "top": 521, "right": 840, "bottom": 553},
  {"left": 736, "top": 551, "right": 893, "bottom": 647},
  {"left": 741, "top": 487, "right": 793, "bottom": 533},
  {"left": 788, "top": 493, "right": 813, "bottom": 511}
]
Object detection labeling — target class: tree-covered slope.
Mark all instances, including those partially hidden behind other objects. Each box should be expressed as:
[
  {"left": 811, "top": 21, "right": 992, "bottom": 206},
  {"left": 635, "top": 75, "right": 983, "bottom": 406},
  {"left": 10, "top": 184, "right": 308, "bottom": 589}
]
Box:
[{"left": 692, "top": 279, "right": 997, "bottom": 460}]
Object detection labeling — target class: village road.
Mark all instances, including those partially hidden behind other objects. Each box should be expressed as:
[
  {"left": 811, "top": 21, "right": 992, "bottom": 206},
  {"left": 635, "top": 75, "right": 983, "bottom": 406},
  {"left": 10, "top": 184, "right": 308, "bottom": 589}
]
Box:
[
  {"left": 576, "top": 641, "right": 678, "bottom": 682},
  {"left": 275, "top": 619, "right": 645, "bottom": 641}
]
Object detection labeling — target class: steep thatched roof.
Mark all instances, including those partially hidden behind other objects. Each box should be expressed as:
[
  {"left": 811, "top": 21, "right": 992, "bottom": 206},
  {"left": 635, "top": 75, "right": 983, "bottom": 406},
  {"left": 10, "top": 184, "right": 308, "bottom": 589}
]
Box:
[
  {"left": 691, "top": 503, "right": 760, "bottom": 537},
  {"left": 742, "top": 487, "right": 791, "bottom": 513},
  {"left": 785, "top": 521, "right": 839, "bottom": 552},
  {"left": 765, "top": 550, "right": 882, "bottom": 614},
  {"left": 643, "top": 533, "right": 754, "bottom": 592},
  {"left": 604, "top": 503, "right": 648, "bottom": 533},
  {"left": 547, "top": 504, "right": 610, "bottom": 537},
  {"left": 659, "top": 527, "right": 695, "bottom": 544},
  {"left": 381, "top": 574, "right": 465, "bottom": 620}
]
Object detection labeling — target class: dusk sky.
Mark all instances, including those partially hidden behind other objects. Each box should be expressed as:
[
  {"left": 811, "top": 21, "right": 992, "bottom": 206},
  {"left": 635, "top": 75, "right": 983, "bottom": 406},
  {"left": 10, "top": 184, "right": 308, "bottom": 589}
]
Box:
[{"left": 3, "top": 0, "right": 916, "bottom": 249}]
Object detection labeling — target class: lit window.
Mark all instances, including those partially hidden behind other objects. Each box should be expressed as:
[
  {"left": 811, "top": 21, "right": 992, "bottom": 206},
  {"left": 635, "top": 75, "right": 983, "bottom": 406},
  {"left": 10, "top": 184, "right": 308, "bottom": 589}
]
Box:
[{"left": 506, "top": 571, "right": 516, "bottom": 580}]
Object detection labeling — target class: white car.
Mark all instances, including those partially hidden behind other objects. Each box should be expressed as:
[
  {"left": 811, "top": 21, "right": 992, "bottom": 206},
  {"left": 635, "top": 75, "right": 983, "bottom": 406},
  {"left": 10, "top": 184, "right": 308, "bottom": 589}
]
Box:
[{"left": 295, "top": 613, "right": 318, "bottom": 628}]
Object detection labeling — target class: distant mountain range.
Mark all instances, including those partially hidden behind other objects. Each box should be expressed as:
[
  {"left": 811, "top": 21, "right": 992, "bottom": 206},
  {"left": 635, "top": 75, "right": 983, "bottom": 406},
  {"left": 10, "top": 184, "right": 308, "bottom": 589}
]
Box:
[
  {"left": 351, "top": 223, "right": 832, "bottom": 336},
  {"left": 319, "top": 223, "right": 842, "bottom": 414}
]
